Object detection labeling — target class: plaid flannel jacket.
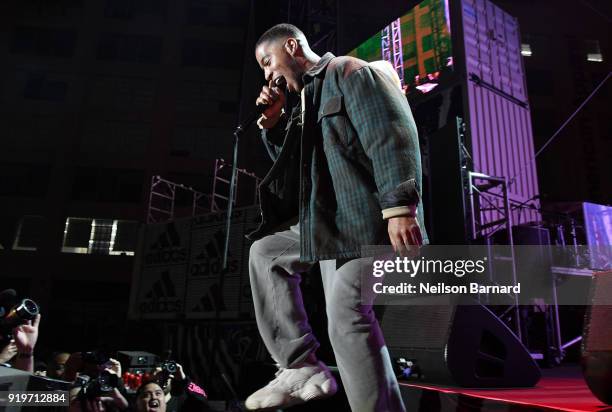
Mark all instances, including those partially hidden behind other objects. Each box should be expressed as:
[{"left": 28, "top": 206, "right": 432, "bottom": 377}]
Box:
[{"left": 247, "top": 53, "right": 428, "bottom": 262}]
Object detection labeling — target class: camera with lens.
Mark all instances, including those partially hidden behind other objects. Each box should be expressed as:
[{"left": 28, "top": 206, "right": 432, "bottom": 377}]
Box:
[
  {"left": 156, "top": 360, "right": 178, "bottom": 387},
  {"left": 75, "top": 371, "right": 119, "bottom": 399},
  {"left": 160, "top": 360, "right": 177, "bottom": 374},
  {"left": 0, "top": 289, "right": 39, "bottom": 344},
  {"left": 72, "top": 350, "right": 119, "bottom": 400}
]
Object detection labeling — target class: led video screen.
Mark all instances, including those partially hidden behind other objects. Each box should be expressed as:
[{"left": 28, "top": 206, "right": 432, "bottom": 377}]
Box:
[{"left": 348, "top": 0, "right": 452, "bottom": 96}]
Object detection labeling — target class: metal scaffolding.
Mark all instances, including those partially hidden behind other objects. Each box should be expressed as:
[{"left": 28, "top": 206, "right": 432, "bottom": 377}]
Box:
[
  {"left": 391, "top": 18, "right": 405, "bottom": 86},
  {"left": 210, "top": 158, "right": 261, "bottom": 212},
  {"left": 381, "top": 25, "right": 391, "bottom": 63},
  {"left": 146, "top": 159, "right": 261, "bottom": 224},
  {"left": 467, "top": 171, "right": 522, "bottom": 342},
  {"left": 381, "top": 18, "right": 405, "bottom": 87},
  {"left": 147, "top": 176, "right": 210, "bottom": 224}
]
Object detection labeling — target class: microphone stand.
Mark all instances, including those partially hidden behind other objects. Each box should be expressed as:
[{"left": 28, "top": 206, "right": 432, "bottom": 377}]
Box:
[
  {"left": 222, "top": 123, "right": 246, "bottom": 271},
  {"left": 209, "top": 121, "right": 246, "bottom": 406},
  {"left": 222, "top": 106, "right": 263, "bottom": 271}
]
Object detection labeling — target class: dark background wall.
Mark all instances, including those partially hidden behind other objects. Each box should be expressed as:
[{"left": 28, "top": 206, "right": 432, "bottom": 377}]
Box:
[
  {"left": 0, "top": 0, "right": 609, "bottom": 370},
  {"left": 494, "top": 0, "right": 611, "bottom": 206}
]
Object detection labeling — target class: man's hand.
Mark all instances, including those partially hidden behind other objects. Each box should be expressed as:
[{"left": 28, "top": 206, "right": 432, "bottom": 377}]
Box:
[
  {"left": 256, "top": 81, "right": 285, "bottom": 129},
  {"left": 0, "top": 340, "right": 17, "bottom": 363},
  {"left": 13, "top": 314, "right": 40, "bottom": 354},
  {"left": 175, "top": 363, "right": 187, "bottom": 381},
  {"left": 104, "top": 358, "right": 122, "bottom": 377},
  {"left": 152, "top": 362, "right": 187, "bottom": 385},
  {"left": 388, "top": 216, "right": 423, "bottom": 257},
  {"left": 12, "top": 314, "right": 40, "bottom": 372}
]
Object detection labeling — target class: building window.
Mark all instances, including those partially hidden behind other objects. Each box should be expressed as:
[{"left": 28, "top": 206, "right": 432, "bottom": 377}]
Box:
[
  {"left": 97, "top": 33, "right": 162, "bottom": 63},
  {"left": 521, "top": 43, "right": 532, "bottom": 57},
  {"left": 62, "top": 217, "right": 138, "bottom": 255},
  {"left": 586, "top": 40, "right": 603, "bottom": 62},
  {"left": 11, "top": 26, "right": 77, "bottom": 58},
  {"left": 71, "top": 168, "right": 144, "bottom": 203},
  {"left": 186, "top": 0, "right": 232, "bottom": 26},
  {"left": 24, "top": 73, "right": 67, "bottom": 101},
  {"left": 105, "top": 0, "right": 167, "bottom": 20},
  {"left": 0, "top": 163, "right": 51, "bottom": 198},
  {"left": 14, "top": 1, "right": 83, "bottom": 18},
  {"left": 12, "top": 216, "right": 44, "bottom": 251}
]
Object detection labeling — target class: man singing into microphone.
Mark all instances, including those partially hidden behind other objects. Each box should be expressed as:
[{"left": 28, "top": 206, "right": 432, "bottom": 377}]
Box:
[{"left": 245, "top": 23, "right": 427, "bottom": 411}]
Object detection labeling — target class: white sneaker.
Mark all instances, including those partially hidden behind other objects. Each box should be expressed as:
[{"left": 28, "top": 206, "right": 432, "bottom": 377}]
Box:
[{"left": 245, "top": 361, "right": 338, "bottom": 410}]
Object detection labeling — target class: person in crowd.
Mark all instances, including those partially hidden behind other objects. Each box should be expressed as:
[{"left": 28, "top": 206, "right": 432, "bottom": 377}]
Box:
[
  {"left": 66, "top": 355, "right": 129, "bottom": 412},
  {"left": 9, "top": 313, "right": 41, "bottom": 373},
  {"left": 47, "top": 351, "right": 71, "bottom": 379},
  {"left": 134, "top": 382, "right": 168, "bottom": 412},
  {"left": 0, "top": 339, "right": 17, "bottom": 364},
  {"left": 0, "top": 289, "right": 40, "bottom": 372},
  {"left": 133, "top": 362, "right": 209, "bottom": 412}
]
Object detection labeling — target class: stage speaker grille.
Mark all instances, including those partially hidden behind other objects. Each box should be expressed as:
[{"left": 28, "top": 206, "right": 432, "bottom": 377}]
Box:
[
  {"left": 381, "top": 296, "right": 541, "bottom": 388},
  {"left": 582, "top": 271, "right": 612, "bottom": 404}
]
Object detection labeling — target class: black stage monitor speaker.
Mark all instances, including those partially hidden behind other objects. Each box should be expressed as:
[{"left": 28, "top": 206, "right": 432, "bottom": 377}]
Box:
[
  {"left": 582, "top": 271, "right": 612, "bottom": 405},
  {"left": 117, "top": 351, "right": 158, "bottom": 369},
  {"left": 381, "top": 295, "right": 541, "bottom": 388},
  {"left": 0, "top": 366, "right": 69, "bottom": 412}
]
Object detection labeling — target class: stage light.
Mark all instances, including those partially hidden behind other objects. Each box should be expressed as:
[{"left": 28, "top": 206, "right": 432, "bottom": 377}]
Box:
[
  {"left": 587, "top": 53, "right": 603, "bottom": 62},
  {"left": 586, "top": 40, "right": 603, "bottom": 62},
  {"left": 416, "top": 83, "right": 439, "bottom": 93},
  {"left": 521, "top": 43, "right": 532, "bottom": 57}
]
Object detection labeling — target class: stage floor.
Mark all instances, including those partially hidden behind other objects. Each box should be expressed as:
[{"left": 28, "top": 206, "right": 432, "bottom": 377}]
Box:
[{"left": 399, "top": 365, "right": 611, "bottom": 412}]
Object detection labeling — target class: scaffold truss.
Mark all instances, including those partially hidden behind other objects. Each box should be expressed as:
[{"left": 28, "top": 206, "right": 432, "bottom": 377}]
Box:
[
  {"left": 147, "top": 176, "right": 210, "bottom": 224},
  {"left": 381, "top": 18, "right": 405, "bottom": 86},
  {"left": 467, "top": 172, "right": 522, "bottom": 342},
  {"left": 211, "top": 158, "right": 261, "bottom": 212}
]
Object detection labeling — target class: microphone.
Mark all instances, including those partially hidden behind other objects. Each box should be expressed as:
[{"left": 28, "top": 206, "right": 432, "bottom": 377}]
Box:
[
  {"left": 237, "top": 77, "right": 286, "bottom": 131},
  {"left": 240, "top": 103, "right": 269, "bottom": 130}
]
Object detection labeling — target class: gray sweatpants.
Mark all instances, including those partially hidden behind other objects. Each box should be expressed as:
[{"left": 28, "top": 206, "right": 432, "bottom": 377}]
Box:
[{"left": 248, "top": 225, "right": 405, "bottom": 412}]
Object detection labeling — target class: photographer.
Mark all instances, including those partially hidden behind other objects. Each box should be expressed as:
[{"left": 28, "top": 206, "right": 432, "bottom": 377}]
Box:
[
  {"left": 47, "top": 351, "right": 71, "bottom": 379},
  {"left": 0, "top": 339, "right": 17, "bottom": 364},
  {"left": 0, "top": 289, "right": 41, "bottom": 372},
  {"left": 12, "top": 313, "right": 40, "bottom": 373},
  {"left": 133, "top": 362, "right": 209, "bottom": 412},
  {"left": 65, "top": 353, "right": 129, "bottom": 412}
]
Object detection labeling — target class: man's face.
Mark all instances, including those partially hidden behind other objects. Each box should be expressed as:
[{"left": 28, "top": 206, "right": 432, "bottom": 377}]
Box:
[
  {"left": 48, "top": 353, "right": 70, "bottom": 378},
  {"left": 136, "top": 383, "right": 166, "bottom": 412},
  {"left": 255, "top": 38, "right": 303, "bottom": 93}
]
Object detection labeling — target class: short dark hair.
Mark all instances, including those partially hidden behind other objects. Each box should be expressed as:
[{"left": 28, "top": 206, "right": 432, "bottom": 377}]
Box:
[
  {"left": 135, "top": 381, "right": 162, "bottom": 398},
  {"left": 255, "top": 23, "right": 306, "bottom": 49}
]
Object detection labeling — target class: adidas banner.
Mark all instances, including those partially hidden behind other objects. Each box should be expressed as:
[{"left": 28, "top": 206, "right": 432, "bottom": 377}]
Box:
[{"left": 128, "top": 207, "right": 260, "bottom": 320}]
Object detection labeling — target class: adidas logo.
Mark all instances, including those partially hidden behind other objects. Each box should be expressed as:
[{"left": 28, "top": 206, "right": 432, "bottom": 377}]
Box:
[
  {"left": 145, "top": 222, "right": 188, "bottom": 265},
  {"left": 190, "top": 229, "right": 239, "bottom": 276},
  {"left": 139, "top": 270, "right": 183, "bottom": 314},
  {"left": 191, "top": 282, "right": 226, "bottom": 312},
  {"left": 145, "top": 270, "right": 176, "bottom": 299},
  {"left": 150, "top": 221, "right": 181, "bottom": 249},
  {"left": 192, "top": 209, "right": 244, "bottom": 226}
]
